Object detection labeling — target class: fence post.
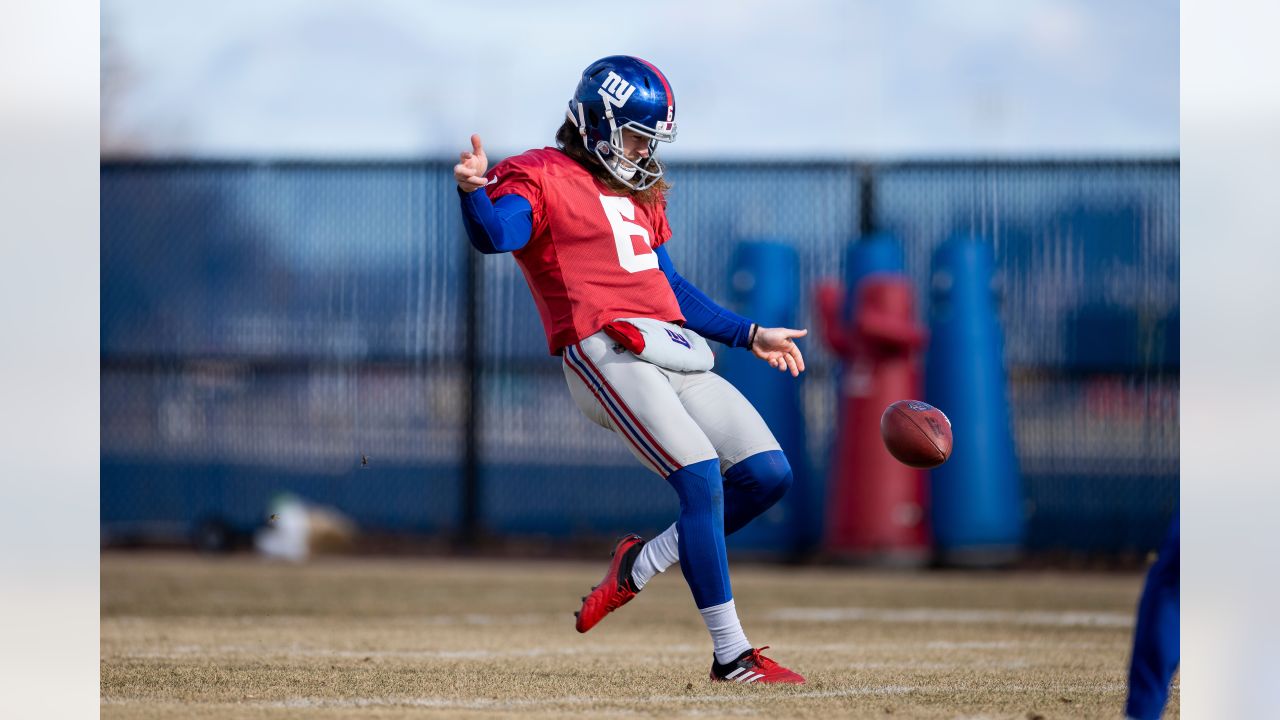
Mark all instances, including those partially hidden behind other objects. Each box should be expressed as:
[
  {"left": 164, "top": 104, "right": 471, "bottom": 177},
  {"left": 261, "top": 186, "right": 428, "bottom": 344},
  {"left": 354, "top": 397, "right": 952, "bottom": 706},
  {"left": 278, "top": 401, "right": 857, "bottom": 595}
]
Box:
[
  {"left": 859, "top": 164, "right": 877, "bottom": 237},
  {"left": 461, "top": 231, "right": 482, "bottom": 548}
]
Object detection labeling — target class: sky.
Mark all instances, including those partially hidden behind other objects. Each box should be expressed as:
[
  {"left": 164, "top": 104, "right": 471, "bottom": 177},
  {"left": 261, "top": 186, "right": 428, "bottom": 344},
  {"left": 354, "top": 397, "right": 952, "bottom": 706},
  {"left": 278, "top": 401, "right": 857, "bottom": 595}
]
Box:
[{"left": 100, "top": 0, "right": 1179, "bottom": 159}]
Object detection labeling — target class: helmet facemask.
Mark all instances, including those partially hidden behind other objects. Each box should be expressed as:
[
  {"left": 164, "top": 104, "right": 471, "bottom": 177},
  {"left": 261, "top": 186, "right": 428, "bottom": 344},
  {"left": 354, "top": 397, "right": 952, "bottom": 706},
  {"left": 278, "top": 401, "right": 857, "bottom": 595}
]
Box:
[{"left": 569, "top": 101, "right": 676, "bottom": 191}]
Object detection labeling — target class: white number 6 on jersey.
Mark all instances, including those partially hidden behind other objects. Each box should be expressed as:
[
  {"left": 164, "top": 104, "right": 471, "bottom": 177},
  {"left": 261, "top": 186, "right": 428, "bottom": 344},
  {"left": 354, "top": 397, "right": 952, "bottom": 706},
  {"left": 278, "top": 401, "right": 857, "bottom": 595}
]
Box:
[{"left": 599, "top": 195, "right": 658, "bottom": 273}]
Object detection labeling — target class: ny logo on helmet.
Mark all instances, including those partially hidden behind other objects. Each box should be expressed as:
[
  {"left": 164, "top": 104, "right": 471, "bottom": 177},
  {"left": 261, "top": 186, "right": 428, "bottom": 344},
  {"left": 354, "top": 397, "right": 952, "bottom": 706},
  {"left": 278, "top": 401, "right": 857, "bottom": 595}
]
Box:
[{"left": 599, "top": 71, "right": 636, "bottom": 109}]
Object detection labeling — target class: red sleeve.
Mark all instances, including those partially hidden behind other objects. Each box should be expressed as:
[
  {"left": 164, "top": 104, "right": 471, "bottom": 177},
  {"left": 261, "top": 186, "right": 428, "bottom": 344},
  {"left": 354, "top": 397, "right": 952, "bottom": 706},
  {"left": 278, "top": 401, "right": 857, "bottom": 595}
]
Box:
[{"left": 486, "top": 152, "right": 545, "bottom": 234}]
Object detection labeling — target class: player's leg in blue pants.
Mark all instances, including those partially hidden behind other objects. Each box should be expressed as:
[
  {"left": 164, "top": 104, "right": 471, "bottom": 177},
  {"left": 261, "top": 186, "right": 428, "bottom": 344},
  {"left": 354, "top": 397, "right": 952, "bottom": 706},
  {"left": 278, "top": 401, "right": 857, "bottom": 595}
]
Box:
[
  {"left": 1125, "top": 513, "right": 1180, "bottom": 720},
  {"left": 722, "top": 450, "right": 793, "bottom": 535},
  {"left": 564, "top": 339, "right": 799, "bottom": 669},
  {"left": 664, "top": 458, "right": 733, "bottom": 609},
  {"left": 660, "top": 449, "right": 793, "bottom": 608},
  {"left": 630, "top": 449, "right": 791, "bottom": 595}
]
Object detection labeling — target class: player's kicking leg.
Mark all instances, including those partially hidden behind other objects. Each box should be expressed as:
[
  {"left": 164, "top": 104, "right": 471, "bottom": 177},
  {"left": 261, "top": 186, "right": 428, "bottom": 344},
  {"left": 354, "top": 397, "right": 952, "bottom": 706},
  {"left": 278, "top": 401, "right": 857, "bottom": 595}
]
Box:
[
  {"left": 573, "top": 459, "right": 791, "bottom": 632},
  {"left": 562, "top": 339, "right": 803, "bottom": 682},
  {"left": 576, "top": 368, "right": 795, "bottom": 629},
  {"left": 658, "top": 366, "right": 803, "bottom": 682},
  {"left": 579, "top": 527, "right": 800, "bottom": 681},
  {"left": 589, "top": 449, "right": 801, "bottom": 682}
]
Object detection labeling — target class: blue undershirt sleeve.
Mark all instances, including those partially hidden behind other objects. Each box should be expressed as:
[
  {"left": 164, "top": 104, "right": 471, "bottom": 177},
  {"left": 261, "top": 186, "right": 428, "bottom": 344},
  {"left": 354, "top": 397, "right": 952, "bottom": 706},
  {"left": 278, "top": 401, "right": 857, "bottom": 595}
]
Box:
[
  {"left": 458, "top": 188, "right": 533, "bottom": 254},
  {"left": 655, "top": 244, "right": 755, "bottom": 349}
]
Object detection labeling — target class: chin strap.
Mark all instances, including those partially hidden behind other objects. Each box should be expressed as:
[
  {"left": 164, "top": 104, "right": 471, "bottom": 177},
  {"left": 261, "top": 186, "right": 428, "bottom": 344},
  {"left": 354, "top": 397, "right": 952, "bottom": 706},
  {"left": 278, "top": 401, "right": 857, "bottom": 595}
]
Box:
[
  {"left": 568, "top": 103, "right": 590, "bottom": 148},
  {"left": 568, "top": 99, "right": 659, "bottom": 190}
]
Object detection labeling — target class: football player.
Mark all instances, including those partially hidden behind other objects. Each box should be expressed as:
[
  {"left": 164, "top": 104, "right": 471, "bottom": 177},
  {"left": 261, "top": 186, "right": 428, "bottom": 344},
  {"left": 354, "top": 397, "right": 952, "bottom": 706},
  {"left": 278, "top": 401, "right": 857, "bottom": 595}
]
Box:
[
  {"left": 455, "top": 55, "right": 806, "bottom": 684},
  {"left": 1125, "top": 514, "right": 1180, "bottom": 720}
]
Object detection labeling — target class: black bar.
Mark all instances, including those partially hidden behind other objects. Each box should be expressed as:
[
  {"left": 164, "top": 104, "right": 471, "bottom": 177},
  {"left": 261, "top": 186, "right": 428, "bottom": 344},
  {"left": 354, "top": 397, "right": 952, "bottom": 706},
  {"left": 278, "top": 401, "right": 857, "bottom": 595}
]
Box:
[
  {"left": 858, "top": 166, "right": 877, "bottom": 237},
  {"left": 461, "top": 233, "right": 482, "bottom": 547}
]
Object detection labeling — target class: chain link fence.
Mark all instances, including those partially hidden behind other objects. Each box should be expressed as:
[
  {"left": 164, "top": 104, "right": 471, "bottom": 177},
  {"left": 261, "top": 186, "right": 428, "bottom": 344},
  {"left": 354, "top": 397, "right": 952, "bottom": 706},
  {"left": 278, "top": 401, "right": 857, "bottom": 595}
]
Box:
[{"left": 101, "top": 158, "right": 1177, "bottom": 555}]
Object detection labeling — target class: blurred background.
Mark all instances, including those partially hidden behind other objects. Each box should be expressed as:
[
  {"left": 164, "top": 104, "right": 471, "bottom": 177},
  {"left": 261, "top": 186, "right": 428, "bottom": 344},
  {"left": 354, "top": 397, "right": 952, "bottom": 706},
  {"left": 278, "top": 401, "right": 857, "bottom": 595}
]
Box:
[{"left": 99, "top": 0, "right": 1178, "bottom": 564}]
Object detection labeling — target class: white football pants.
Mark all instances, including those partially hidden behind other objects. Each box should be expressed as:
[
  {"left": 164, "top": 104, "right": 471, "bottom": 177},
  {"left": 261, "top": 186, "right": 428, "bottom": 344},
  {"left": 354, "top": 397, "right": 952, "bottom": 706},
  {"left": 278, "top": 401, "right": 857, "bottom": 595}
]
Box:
[{"left": 561, "top": 329, "right": 781, "bottom": 478}]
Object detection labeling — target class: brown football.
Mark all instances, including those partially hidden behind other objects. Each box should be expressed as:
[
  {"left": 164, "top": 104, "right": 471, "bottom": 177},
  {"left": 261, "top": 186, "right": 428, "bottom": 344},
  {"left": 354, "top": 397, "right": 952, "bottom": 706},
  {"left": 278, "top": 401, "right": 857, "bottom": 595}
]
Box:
[{"left": 880, "top": 400, "right": 953, "bottom": 468}]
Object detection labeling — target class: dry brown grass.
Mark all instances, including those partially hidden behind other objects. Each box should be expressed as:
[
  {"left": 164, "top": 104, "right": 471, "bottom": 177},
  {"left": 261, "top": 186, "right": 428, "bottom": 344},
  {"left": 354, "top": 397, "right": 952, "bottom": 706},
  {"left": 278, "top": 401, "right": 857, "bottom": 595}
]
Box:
[{"left": 101, "top": 552, "right": 1177, "bottom": 719}]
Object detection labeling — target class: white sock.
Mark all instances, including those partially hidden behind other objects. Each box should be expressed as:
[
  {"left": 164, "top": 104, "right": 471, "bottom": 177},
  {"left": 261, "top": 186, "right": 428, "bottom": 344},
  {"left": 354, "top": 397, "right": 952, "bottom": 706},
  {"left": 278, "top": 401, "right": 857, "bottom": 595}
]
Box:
[
  {"left": 631, "top": 523, "right": 680, "bottom": 590},
  {"left": 700, "top": 599, "right": 752, "bottom": 665}
]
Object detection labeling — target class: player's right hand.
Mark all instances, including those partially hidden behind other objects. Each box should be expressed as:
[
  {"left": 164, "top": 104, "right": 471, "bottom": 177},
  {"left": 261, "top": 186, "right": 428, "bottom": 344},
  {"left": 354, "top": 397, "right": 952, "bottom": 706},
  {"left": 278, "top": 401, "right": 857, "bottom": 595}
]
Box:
[
  {"left": 751, "top": 326, "right": 808, "bottom": 377},
  {"left": 454, "top": 134, "right": 489, "bottom": 193}
]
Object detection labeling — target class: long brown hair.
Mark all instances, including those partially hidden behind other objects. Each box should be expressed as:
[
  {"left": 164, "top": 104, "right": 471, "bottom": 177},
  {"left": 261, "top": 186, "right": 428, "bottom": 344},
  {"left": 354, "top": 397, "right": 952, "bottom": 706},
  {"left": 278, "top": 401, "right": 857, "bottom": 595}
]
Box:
[{"left": 554, "top": 119, "right": 671, "bottom": 205}]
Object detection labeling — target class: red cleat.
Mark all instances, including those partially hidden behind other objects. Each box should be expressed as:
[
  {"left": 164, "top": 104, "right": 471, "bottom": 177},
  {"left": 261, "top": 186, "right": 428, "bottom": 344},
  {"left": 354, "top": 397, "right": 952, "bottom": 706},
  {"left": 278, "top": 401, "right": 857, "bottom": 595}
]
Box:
[
  {"left": 574, "top": 534, "right": 644, "bottom": 633},
  {"left": 710, "top": 647, "right": 806, "bottom": 684}
]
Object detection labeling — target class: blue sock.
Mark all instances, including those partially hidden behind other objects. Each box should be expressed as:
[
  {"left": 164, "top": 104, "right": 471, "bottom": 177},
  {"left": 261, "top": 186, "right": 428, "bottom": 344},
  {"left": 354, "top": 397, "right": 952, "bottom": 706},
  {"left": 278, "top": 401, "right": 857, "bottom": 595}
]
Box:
[
  {"left": 723, "top": 450, "right": 794, "bottom": 536},
  {"left": 1125, "top": 514, "right": 1180, "bottom": 720},
  {"left": 666, "top": 458, "right": 732, "bottom": 609}
]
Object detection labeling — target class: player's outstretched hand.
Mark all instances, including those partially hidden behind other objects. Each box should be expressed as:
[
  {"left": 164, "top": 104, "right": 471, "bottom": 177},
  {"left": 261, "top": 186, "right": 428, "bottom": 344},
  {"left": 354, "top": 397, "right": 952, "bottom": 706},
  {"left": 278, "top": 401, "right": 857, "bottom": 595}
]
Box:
[
  {"left": 454, "top": 134, "right": 489, "bottom": 192},
  {"left": 751, "top": 326, "right": 808, "bottom": 377}
]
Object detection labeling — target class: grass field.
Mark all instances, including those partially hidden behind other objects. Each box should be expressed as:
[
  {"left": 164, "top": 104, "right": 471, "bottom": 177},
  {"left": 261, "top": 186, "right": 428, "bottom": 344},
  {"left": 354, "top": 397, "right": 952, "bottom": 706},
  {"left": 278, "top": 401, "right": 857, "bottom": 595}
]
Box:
[{"left": 101, "top": 552, "right": 1177, "bottom": 719}]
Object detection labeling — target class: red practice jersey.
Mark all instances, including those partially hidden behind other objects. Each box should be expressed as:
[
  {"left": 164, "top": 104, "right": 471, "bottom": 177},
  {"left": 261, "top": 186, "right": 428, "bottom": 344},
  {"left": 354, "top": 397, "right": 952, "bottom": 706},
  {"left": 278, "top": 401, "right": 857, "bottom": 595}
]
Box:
[{"left": 486, "top": 147, "right": 684, "bottom": 354}]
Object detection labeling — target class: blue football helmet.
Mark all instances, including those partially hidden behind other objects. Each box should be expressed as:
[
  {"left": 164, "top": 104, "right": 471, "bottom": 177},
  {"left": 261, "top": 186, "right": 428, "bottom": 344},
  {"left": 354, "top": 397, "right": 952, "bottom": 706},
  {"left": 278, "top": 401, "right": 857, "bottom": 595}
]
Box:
[{"left": 567, "top": 55, "right": 677, "bottom": 191}]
